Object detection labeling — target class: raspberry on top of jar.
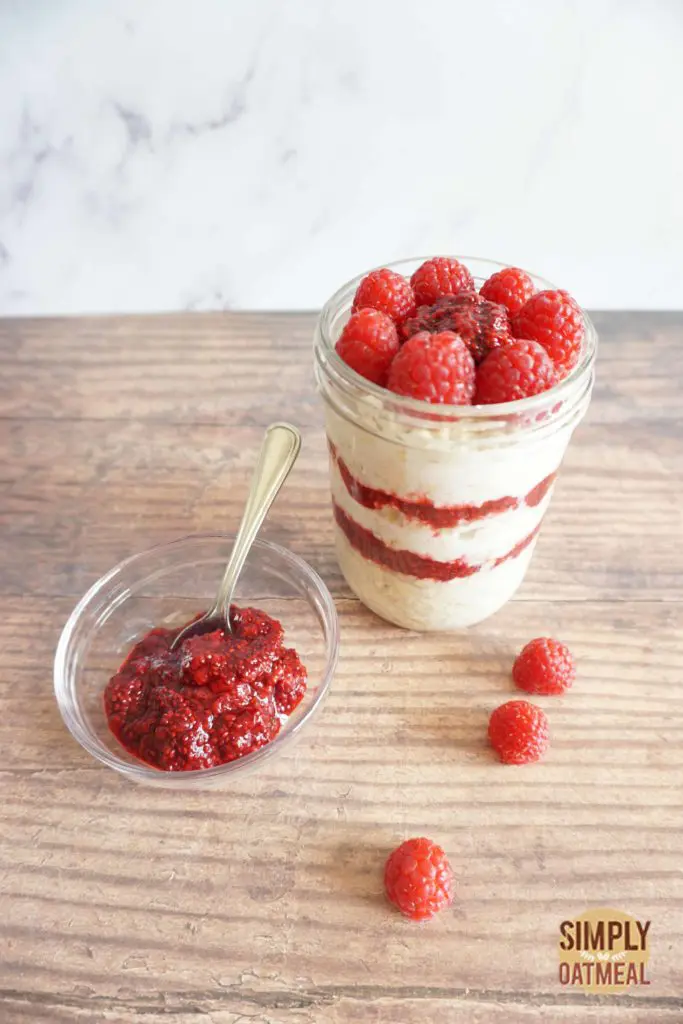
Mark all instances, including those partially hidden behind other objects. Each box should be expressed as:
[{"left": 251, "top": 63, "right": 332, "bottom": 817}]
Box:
[
  {"left": 335, "top": 256, "right": 585, "bottom": 403},
  {"left": 104, "top": 605, "right": 307, "bottom": 771}
]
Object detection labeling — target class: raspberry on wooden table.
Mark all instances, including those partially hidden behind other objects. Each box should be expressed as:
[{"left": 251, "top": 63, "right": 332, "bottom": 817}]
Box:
[
  {"left": 410, "top": 257, "right": 475, "bottom": 306},
  {"left": 384, "top": 837, "right": 454, "bottom": 921},
  {"left": 352, "top": 268, "right": 416, "bottom": 323},
  {"left": 488, "top": 700, "right": 549, "bottom": 765},
  {"left": 475, "top": 339, "right": 556, "bottom": 405},
  {"left": 480, "top": 266, "right": 536, "bottom": 318},
  {"left": 512, "top": 289, "right": 585, "bottom": 376},
  {"left": 387, "top": 330, "right": 476, "bottom": 405},
  {"left": 335, "top": 308, "right": 400, "bottom": 385},
  {"left": 513, "top": 637, "right": 576, "bottom": 696}
]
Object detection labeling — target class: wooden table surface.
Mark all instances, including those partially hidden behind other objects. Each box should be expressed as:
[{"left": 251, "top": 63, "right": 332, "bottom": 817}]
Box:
[{"left": 1, "top": 311, "right": 682, "bottom": 1023}]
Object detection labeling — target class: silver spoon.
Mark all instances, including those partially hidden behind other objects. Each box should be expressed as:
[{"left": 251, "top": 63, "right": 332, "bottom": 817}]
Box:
[{"left": 171, "top": 422, "right": 301, "bottom": 649}]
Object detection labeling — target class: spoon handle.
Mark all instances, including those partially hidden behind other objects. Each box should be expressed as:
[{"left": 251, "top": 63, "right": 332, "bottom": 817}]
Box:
[{"left": 213, "top": 422, "right": 301, "bottom": 622}]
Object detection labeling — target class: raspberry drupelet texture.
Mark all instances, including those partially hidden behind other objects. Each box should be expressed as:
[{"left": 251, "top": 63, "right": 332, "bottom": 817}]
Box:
[
  {"left": 513, "top": 637, "right": 576, "bottom": 696},
  {"left": 352, "top": 268, "right": 416, "bottom": 323},
  {"left": 488, "top": 700, "right": 550, "bottom": 765},
  {"left": 512, "top": 289, "right": 585, "bottom": 376},
  {"left": 475, "top": 339, "right": 556, "bottom": 405},
  {"left": 335, "top": 308, "right": 400, "bottom": 386},
  {"left": 410, "top": 257, "right": 475, "bottom": 306},
  {"left": 387, "top": 330, "right": 476, "bottom": 405},
  {"left": 480, "top": 266, "right": 536, "bottom": 318},
  {"left": 384, "top": 837, "right": 454, "bottom": 921},
  {"left": 401, "top": 293, "right": 511, "bottom": 364}
]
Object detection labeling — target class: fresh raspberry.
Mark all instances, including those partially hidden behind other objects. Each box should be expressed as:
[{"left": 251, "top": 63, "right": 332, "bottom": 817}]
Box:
[
  {"left": 513, "top": 637, "right": 576, "bottom": 696},
  {"left": 480, "top": 266, "right": 535, "bottom": 318},
  {"left": 512, "top": 289, "right": 584, "bottom": 376},
  {"left": 352, "top": 268, "right": 416, "bottom": 323},
  {"left": 335, "top": 308, "right": 400, "bottom": 386},
  {"left": 387, "top": 330, "right": 475, "bottom": 405},
  {"left": 488, "top": 700, "right": 549, "bottom": 765},
  {"left": 475, "top": 339, "right": 556, "bottom": 405},
  {"left": 410, "top": 257, "right": 474, "bottom": 306},
  {"left": 384, "top": 837, "right": 454, "bottom": 921},
  {"left": 402, "top": 293, "right": 511, "bottom": 363}
]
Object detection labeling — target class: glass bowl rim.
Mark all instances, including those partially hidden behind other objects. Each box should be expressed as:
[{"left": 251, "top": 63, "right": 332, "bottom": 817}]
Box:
[
  {"left": 316, "top": 254, "right": 598, "bottom": 420},
  {"left": 54, "top": 533, "right": 340, "bottom": 784}
]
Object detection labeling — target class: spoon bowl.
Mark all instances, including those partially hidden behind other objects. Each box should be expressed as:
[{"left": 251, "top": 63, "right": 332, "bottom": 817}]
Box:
[{"left": 54, "top": 534, "right": 339, "bottom": 787}]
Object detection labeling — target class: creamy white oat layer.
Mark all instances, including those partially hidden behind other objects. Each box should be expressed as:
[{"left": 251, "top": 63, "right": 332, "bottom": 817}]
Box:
[
  {"left": 335, "top": 530, "right": 536, "bottom": 630},
  {"left": 325, "top": 401, "right": 576, "bottom": 630}
]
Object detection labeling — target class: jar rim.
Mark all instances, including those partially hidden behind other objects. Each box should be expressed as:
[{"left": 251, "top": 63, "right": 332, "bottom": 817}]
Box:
[{"left": 315, "top": 255, "right": 598, "bottom": 422}]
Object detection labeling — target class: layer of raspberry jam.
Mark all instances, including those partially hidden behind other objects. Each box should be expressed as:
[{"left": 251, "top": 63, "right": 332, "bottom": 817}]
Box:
[
  {"left": 104, "top": 606, "right": 307, "bottom": 772},
  {"left": 333, "top": 503, "right": 541, "bottom": 581},
  {"left": 329, "top": 442, "right": 555, "bottom": 529},
  {"left": 330, "top": 445, "right": 555, "bottom": 581}
]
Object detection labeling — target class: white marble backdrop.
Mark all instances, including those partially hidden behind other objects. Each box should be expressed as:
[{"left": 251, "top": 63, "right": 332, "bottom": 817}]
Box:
[{"left": 0, "top": 0, "right": 681, "bottom": 315}]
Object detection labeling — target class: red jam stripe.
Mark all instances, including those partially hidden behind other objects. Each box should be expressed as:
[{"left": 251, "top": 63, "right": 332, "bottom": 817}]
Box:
[
  {"left": 334, "top": 502, "right": 542, "bottom": 583},
  {"left": 492, "top": 521, "right": 542, "bottom": 567},
  {"left": 525, "top": 472, "right": 556, "bottom": 507},
  {"left": 329, "top": 441, "right": 556, "bottom": 528},
  {"left": 333, "top": 503, "right": 478, "bottom": 581}
]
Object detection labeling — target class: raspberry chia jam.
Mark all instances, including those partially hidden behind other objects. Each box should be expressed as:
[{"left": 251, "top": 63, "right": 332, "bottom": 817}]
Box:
[
  {"left": 104, "top": 605, "right": 307, "bottom": 771},
  {"left": 314, "top": 256, "right": 597, "bottom": 631}
]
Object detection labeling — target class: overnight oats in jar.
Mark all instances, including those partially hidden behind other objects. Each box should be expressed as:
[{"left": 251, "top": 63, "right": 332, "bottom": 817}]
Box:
[{"left": 314, "top": 256, "right": 597, "bottom": 630}]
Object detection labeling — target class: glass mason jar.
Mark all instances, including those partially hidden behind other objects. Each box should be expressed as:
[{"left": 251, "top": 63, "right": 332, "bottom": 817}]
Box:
[{"left": 314, "top": 256, "right": 597, "bottom": 631}]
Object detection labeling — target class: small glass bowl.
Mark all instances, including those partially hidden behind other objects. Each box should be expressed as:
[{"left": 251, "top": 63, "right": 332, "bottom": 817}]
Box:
[{"left": 54, "top": 535, "right": 339, "bottom": 788}]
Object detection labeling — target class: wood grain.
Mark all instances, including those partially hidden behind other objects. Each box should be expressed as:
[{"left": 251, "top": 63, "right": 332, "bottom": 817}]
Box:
[{"left": 0, "top": 311, "right": 682, "bottom": 1023}]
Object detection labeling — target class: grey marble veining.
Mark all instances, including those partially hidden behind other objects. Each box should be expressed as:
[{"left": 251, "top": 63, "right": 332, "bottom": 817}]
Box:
[{"left": 0, "top": 0, "right": 681, "bottom": 316}]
